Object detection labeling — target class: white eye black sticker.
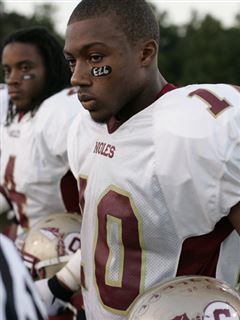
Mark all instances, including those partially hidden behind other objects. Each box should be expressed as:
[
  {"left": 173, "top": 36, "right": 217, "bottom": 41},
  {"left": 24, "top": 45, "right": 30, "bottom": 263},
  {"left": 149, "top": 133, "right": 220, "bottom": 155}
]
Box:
[
  {"left": 21, "top": 74, "right": 36, "bottom": 80},
  {"left": 91, "top": 66, "right": 112, "bottom": 77}
]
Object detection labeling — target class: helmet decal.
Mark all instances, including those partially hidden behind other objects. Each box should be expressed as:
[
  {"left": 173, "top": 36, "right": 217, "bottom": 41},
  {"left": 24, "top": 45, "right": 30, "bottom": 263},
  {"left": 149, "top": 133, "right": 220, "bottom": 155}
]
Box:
[
  {"left": 40, "top": 227, "right": 65, "bottom": 256},
  {"left": 204, "top": 301, "right": 239, "bottom": 320}
]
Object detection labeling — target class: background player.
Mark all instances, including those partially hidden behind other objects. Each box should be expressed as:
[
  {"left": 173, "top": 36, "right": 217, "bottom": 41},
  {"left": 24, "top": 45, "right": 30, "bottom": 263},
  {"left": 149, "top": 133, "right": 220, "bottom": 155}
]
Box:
[
  {"left": 0, "top": 27, "right": 81, "bottom": 239},
  {"left": 0, "top": 26, "right": 86, "bottom": 320},
  {"left": 35, "top": 1, "right": 240, "bottom": 319}
]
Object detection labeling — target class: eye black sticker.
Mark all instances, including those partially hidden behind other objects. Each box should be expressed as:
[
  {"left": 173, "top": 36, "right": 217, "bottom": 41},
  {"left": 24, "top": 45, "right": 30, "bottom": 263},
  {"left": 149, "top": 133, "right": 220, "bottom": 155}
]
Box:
[
  {"left": 21, "top": 74, "right": 36, "bottom": 80},
  {"left": 91, "top": 66, "right": 112, "bottom": 77}
]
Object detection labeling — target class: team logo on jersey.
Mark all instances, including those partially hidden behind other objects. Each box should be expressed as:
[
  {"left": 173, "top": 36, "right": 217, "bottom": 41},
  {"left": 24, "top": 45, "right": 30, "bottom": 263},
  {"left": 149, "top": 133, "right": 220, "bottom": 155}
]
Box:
[{"left": 93, "top": 141, "right": 115, "bottom": 158}]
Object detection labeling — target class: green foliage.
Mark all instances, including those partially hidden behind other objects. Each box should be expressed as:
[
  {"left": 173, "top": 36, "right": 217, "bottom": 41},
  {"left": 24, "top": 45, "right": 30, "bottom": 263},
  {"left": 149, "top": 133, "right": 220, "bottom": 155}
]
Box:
[
  {"left": 0, "top": 1, "right": 64, "bottom": 82},
  {"left": 157, "top": 10, "right": 240, "bottom": 85},
  {"left": 0, "top": 1, "right": 239, "bottom": 85}
]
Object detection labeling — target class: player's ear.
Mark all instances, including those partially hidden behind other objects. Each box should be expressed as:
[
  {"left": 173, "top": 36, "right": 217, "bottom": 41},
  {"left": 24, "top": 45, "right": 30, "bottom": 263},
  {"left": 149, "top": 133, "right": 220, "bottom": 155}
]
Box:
[{"left": 139, "top": 39, "right": 158, "bottom": 67}]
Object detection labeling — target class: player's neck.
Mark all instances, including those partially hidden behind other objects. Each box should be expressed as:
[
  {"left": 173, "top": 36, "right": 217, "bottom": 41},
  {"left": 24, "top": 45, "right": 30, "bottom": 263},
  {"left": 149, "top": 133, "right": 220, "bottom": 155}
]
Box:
[{"left": 116, "top": 71, "right": 167, "bottom": 121}]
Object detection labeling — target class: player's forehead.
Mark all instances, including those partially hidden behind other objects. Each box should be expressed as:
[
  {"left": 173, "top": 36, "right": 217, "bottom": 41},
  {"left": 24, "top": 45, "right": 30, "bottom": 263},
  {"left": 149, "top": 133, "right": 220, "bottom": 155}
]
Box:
[
  {"left": 64, "top": 16, "right": 127, "bottom": 54},
  {"left": 2, "top": 42, "right": 42, "bottom": 65}
]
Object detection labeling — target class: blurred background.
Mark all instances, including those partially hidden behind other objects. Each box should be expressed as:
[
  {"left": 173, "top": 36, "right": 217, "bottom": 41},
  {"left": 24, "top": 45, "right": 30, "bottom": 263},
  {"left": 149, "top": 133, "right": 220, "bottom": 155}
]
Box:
[{"left": 1, "top": 0, "right": 240, "bottom": 86}]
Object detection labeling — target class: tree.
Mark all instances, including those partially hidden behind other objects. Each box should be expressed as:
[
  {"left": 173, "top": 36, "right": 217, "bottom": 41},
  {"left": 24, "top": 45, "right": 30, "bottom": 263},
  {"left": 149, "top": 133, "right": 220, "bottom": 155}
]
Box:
[
  {"left": 1, "top": 1, "right": 239, "bottom": 85},
  {"left": 156, "top": 9, "right": 240, "bottom": 85},
  {"left": 179, "top": 13, "right": 240, "bottom": 84},
  {"left": 156, "top": 11, "right": 183, "bottom": 85},
  {"left": 0, "top": 1, "right": 64, "bottom": 82}
]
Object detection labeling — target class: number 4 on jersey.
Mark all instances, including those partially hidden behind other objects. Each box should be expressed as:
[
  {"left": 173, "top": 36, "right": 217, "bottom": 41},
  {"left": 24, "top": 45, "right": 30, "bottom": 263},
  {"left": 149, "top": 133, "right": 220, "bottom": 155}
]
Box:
[{"left": 4, "top": 156, "right": 28, "bottom": 228}]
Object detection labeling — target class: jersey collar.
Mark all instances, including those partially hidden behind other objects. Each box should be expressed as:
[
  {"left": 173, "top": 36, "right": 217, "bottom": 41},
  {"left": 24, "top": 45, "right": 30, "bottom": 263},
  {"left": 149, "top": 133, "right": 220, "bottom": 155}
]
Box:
[{"left": 107, "top": 83, "right": 176, "bottom": 134}]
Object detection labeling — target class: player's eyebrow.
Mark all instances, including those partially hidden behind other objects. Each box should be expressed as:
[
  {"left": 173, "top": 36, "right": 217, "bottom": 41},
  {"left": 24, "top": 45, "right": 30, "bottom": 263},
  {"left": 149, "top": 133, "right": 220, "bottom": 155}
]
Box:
[
  {"left": 2, "top": 60, "right": 35, "bottom": 68},
  {"left": 64, "top": 41, "right": 108, "bottom": 56}
]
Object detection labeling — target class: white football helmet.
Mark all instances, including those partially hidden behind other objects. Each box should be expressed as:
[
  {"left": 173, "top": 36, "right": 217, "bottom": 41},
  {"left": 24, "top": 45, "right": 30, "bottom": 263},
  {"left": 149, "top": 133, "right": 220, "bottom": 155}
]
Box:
[
  {"left": 21, "top": 213, "right": 81, "bottom": 279},
  {"left": 128, "top": 276, "right": 240, "bottom": 320}
]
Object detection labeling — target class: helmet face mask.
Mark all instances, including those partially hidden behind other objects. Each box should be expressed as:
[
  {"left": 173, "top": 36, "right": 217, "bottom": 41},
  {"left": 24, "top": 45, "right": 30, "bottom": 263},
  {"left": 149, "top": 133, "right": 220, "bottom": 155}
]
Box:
[
  {"left": 22, "top": 250, "right": 41, "bottom": 279},
  {"left": 21, "top": 213, "right": 81, "bottom": 280},
  {"left": 127, "top": 276, "right": 240, "bottom": 320}
]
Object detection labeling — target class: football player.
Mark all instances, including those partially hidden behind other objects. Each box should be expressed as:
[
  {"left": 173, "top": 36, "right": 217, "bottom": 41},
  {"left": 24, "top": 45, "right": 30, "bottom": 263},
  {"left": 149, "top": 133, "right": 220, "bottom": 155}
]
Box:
[
  {"left": 0, "top": 27, "right": 82, "bottom": 238},
  {"left": 35, "top": 1, "right": 240, "bottom": 319},
  {"left": 0, "top": 27, "right": 87, "bottom": 319}
]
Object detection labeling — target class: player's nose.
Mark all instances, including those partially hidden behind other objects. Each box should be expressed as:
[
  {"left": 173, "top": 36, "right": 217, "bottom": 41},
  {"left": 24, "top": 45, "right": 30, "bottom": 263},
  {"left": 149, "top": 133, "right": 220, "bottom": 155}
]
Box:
[
  {"left": 5, "top": 69, "right": 21, "bottom": 85},
  {"left": 71, "top": 61, "right": 92, "bottom": 87}
]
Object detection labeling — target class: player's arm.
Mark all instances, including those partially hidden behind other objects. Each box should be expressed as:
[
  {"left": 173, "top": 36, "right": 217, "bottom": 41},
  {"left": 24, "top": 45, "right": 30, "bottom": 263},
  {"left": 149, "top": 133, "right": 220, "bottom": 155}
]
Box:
[
  {"left": 0, "top": 185, "right": 19, "bottom": 240},
  {"left": 35, "top": 249, "right": 81, "bottom": 316},
  {"left": 0, "top": 185, "right": 12, "bottom": 214},
  {"left": 228, "top": 202, "right": 240, "bottom": 235}
]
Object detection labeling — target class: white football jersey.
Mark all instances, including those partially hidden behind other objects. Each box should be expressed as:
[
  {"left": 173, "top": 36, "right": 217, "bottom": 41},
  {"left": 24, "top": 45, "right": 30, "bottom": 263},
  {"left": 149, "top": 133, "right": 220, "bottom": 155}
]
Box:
[
  {"left": 0, "top": 88, "right": 82, "bottom": 232},
  {"left": 67, "top": 83, "right": 240, "bottom": 320},
  {"left": 0, "top": 84, "right": 9, "bottom": 125},
  {"left": 0, "top": 234, "right": 47, "bottom": 320}
]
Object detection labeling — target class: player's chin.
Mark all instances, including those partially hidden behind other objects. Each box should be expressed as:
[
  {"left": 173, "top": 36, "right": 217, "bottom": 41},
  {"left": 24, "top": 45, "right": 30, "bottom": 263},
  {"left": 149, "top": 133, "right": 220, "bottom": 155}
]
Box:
[
  {"left": 14, "top": 99, "right": 30, "bottom": 111},
  {"left": 89, "top": 110, "right": 111, "bottom": 124}
]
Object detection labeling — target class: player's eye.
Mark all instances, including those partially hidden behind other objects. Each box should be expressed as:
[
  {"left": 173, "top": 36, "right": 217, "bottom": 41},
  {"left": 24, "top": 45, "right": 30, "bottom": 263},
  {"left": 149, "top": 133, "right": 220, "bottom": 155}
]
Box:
[
  {"left": 20, "top": 64, "right": 31, "bottom": 72},
  {"left": 2, "top": 66, "right": 10, "bottom": 78},
  {"left": 66, "top": 59, "right": 76, "bottom": 72},
  {"left": 89, "top": 54, "right": 103, "bottom": 64}
]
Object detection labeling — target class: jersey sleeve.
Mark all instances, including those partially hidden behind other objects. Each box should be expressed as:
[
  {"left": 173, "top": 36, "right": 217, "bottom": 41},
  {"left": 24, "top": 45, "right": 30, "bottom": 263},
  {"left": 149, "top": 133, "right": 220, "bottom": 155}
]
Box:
[
  {"left": 36, "top": 89, "right": 81, "bottom": 160},
  {"left": 220, "top": 139, "right": 240, "bottom": 212},
  {"left": 154, "top": 84, "right": 240, "bottom": 238},
  {"left": 67, "top": 112, "right": 88, "bottom": 179}
]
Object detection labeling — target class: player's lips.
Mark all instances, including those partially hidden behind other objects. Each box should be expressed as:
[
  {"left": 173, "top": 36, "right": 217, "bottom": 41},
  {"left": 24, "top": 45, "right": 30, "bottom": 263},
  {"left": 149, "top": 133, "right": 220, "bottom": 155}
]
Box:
[
  {"left": 8, "top": 90, "right": 21, "bottom": 98},
  {"left": 78, "top": 94, "right": 96, "bottom": 110}
]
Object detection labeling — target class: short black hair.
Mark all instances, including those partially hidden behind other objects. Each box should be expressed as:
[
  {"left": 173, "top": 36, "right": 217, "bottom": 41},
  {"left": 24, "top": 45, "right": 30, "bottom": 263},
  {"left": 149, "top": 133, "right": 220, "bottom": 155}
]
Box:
[
  {"left": 68, "top": 0, "right": 159, "bottom": 45},
  {"left": 2, "top": 27, "right": 71, "bottom": 100}
]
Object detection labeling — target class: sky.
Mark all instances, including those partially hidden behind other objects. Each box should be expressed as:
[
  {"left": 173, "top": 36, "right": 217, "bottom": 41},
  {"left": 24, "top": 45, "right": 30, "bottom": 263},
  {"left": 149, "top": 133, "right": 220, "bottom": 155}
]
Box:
[{"left": 2, "top": 0, "right": 240, "bottom": 35}]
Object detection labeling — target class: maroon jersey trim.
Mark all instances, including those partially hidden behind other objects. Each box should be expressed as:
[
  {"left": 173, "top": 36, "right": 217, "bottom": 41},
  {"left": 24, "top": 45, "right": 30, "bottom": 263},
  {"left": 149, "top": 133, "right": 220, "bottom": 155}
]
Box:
[
  {"left": 107, "top": 83, "right": 176, "bottom": 133},
  {"left": 0, "top": 185, "right": 13, "bottom": 209},
  {"left": 60, "top": 171, "right": 80, "bottom": 213},
  {"left": 177, "top": 217, "right": 233, "bottom": 277},
  {"left": 156, "top": 83, "right": 176, "bottom": 99}
]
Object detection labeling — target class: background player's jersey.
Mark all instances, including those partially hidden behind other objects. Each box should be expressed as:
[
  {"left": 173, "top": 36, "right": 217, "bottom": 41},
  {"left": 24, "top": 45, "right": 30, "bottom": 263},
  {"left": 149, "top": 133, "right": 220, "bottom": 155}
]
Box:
[
  {"left": 0, "top": 84, "right": 8, "bottom": 125},
  {"left": 0, "top": 89, "right": 81, "bottom": 232},
  {"left": 0, "top": 234, "right": 47, "bottom": 320},
  {"left": 67, "top": 83, "right": 240, "bottom": 320}
]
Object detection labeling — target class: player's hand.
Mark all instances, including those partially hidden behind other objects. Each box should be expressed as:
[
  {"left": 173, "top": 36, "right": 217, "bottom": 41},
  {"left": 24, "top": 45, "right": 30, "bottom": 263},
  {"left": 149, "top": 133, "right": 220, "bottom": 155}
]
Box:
[{"left": 34, "top": 278, "right": 68, "bottom": 316}]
